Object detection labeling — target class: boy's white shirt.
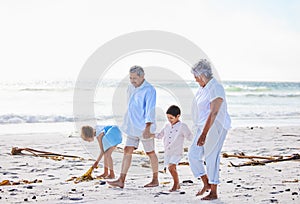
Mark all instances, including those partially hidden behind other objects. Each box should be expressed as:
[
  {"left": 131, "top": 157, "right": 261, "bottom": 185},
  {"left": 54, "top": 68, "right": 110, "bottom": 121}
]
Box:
[{"left": 155, "top": 121, "right": 193, "bottom": 156}]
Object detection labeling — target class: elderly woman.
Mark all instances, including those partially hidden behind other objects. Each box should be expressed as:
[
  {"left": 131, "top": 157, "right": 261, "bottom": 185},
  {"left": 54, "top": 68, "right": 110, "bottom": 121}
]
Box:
[{"left": 188, "top": 59, "right": 231, "bottom": 200}]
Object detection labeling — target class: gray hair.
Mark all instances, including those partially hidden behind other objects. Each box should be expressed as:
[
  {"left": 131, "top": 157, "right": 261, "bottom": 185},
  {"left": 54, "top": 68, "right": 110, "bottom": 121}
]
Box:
[
  {"left": 191, "top": 59, "right": 213, "bottom": 79},
  {"left": 129, "top": 65, "right": 145, "bottom": 77}
]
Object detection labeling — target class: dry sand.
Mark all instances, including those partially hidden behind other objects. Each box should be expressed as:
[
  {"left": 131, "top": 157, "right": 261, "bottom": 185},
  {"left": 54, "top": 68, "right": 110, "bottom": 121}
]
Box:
[{"left": 0, "top": 125, "right": 299, "bottom": 203}]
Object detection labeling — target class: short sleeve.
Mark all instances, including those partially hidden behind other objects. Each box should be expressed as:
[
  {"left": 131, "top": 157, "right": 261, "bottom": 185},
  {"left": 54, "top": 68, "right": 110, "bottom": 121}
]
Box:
[{"left": 209, "top": 83, "right": 225, "bottom": 102}]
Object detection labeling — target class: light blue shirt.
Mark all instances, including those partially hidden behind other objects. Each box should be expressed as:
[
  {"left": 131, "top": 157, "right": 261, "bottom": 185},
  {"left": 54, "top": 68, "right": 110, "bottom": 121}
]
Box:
[
  {"left": 122, "top": 80, "right": 156, "bottom": 137},
  {"left": 95, "top": 125, "right": 112, "bottom": 137}
]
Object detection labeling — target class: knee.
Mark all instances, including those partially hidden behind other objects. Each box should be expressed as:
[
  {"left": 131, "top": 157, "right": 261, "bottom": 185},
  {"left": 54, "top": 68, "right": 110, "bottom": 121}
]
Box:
[
  {"left": 146, "top": 150, "right": 156, "bottom": 156},
  {"left": 168, "top": 164, "right": 176, "bottom": 172},
  {"left": 124, "top": 146, "right": 134, "bottom": 155}
]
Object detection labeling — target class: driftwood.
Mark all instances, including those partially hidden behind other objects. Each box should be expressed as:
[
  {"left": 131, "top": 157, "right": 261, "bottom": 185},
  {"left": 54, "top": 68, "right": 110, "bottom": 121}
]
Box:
[
  {"left": 224, "top": 153, "right": 300, "bottom": 167},
  {"left": 11, "top": 147, "right": 85, "bottom": 161},
  {"left": 222, "top": 152, "right": 280, "bottom": 160},
  {"left": 0, "top": 179, "right": 42, "bottom": 186}
]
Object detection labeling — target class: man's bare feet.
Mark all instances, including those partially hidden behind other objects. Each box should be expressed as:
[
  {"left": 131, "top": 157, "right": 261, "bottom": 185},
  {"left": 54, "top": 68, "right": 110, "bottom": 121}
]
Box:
[
  {"left": 144, "top": 179, "right": 159, "bottom": 187},
  {"left": 195, "top": 184, "right": 211, "bottom": 196},
  {"left": 169, "top": 183, "right": 180, "bottom": 192},
  {"left": 201, "top": 193, "right": 218, "bottom": 200},
  {"left": 107, "top": 179, "right": 125, "bottom": 188}
]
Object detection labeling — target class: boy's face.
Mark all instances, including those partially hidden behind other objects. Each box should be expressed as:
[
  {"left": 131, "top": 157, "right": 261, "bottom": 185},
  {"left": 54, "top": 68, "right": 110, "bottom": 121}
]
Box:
[
  {"left": 167, "top": 114, "right": 180, "bottom": 125},
  {"left": 83, "top": 136, "right": 94, "bottom": 142}
]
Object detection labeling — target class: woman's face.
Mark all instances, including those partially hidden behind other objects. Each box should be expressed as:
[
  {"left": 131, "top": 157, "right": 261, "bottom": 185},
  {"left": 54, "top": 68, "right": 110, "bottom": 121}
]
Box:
[{"left": 194, "top": 75, "right": 206, "bottom": 87}]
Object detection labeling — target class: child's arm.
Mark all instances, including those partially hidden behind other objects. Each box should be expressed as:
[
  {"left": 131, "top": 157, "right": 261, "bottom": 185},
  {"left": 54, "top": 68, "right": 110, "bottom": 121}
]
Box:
[
  {"left": 183, "top": 123, "right": 193, "bottom": 141},
  {"left": 155, "top": 127, "right": 165, "bottom": 139},
  {"left": 93, "top": 132, "right": 105, "bottom": 168}
]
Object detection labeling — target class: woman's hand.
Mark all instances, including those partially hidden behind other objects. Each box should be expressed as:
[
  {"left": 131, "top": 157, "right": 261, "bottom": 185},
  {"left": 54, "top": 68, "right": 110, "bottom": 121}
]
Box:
[{"left": 197, "top": 134, "right": 206, "bottom": 146}]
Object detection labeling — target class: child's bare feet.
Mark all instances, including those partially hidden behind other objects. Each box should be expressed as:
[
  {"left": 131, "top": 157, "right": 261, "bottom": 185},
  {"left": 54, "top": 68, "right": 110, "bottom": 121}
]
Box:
[
  {"left": 195, "top": 184, "right": 211, "bottom": 196},
  {"left": 107, "top": 179, "right": 125, "bottom": 188},
  {"left": 169, "top": 183, "right": 180, "bottom": 192},
  {"left": 97, "top": 173, "right": 108, "bottom": 179},
  {"left": 201, "top": 192, "right": 218, "bottom": 200},
  {"left": 144, "top": 179, "right": 159, "bottom": 187},
  {"left": 104, "top": 175, "right": 115, "bottom": 179}
]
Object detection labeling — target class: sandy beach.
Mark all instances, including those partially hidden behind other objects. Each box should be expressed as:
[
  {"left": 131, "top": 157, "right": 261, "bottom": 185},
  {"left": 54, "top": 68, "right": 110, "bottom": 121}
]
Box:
[{"left": 0, "top": 124, "right": 299, "bottom": 203}]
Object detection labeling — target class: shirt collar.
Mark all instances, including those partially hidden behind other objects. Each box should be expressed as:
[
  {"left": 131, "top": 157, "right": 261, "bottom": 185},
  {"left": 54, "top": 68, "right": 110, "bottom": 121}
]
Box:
[
  {"left": 135, "top": 79, "right": 148, "bottom": 90},
  {"left": 203, "top": 77, "right": 216, "bottom": 90},
  {"left": 171, "top": 121, "right": 181, "bottom": 128}
]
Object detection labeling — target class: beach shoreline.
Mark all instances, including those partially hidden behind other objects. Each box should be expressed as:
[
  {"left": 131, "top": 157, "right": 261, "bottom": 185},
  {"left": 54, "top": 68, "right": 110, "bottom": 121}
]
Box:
[{"left": 0, "top": 124, "right": 299, "bottom": 203}]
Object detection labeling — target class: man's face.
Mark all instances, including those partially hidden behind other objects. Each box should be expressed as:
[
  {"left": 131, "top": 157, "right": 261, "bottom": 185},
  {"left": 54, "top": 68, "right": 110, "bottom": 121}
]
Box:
[{"left": 130, "top": 72, "right": 144, "bottom": 88}]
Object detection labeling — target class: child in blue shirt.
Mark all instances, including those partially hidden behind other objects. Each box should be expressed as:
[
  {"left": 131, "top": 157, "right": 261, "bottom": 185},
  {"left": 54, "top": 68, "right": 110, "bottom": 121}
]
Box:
[{"left": 81, "top": 125, "right": 122, "bottom": 179}]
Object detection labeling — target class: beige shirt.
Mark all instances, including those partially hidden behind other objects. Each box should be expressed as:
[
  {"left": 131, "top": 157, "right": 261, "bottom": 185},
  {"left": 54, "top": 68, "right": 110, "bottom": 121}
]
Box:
[{"left": 155, "top": 121, "right": 193, "bottom": 156}]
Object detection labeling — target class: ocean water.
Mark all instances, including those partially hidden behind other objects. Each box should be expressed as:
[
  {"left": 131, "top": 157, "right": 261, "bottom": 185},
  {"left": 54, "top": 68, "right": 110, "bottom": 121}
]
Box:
[{"left": 1, "top": 80, "right": 300, "bottom": 133}]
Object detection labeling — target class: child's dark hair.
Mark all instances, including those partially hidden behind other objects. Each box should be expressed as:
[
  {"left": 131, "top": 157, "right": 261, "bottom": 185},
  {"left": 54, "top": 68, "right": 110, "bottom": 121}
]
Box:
[{"left": 166, "top": 105, "right": 181, "bottom": 117}]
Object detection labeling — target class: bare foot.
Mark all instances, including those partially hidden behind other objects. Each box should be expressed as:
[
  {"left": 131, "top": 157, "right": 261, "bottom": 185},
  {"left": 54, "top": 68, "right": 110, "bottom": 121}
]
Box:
[
  {"left": 107, "top": 179, "right": 124, "bottom": 188},
  {"left": 201, "top": 193, "right": 218, "bottom": 200},
  {"left": 169, "top": 184, "right": 180, "bottom": 192},
  {"left": 104, "top": 175, "right": 115, "bottom": 179},
  {"left": 195, "top": 184, "right": 211, "bottom": 196},
  {"left": 97, "top": 173, "right": 108, "bottom": 179},
  {"left": 144, "top": 180, "right": 159, "bottom": 188}
]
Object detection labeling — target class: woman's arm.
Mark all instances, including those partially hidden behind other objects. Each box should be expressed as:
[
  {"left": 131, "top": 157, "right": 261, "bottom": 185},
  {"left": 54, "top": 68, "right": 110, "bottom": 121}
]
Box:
[{"left": 197, "top": 97, "right": 223, "bottom": 146}]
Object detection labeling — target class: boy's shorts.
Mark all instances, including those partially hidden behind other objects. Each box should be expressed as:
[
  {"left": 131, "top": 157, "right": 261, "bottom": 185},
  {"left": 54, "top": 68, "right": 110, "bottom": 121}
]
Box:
[{"left": 125, "top": 136, "right": 155, "bottom": 153}]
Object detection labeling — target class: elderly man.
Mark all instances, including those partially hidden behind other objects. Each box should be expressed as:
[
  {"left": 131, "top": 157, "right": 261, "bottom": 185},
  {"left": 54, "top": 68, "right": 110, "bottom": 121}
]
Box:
[{"left": 108, "top": 65, "right": 159, "bottom": 188}]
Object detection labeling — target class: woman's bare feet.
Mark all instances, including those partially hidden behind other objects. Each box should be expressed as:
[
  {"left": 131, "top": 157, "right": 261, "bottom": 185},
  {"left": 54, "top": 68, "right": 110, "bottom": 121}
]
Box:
[
  {"left": 144, "top": 179, "right": 159, "bottom": 187},
  {"left": 195, "top": 184, "right": 211, "bottom": 196},
  {"left": 201, "top": 192, "right": 218, "bottom": 200},
  {"left": 107, "top": 179, "right": 125, "bottom": 188}
]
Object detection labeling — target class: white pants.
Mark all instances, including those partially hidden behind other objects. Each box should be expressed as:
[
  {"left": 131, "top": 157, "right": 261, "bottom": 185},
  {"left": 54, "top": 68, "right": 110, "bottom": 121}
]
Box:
[{"left": 188, "top": 122, "right": 227, "bottom": 184}]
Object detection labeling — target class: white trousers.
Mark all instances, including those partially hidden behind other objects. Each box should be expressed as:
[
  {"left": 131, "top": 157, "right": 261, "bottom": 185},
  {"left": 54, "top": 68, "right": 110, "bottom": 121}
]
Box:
[{"left": 188, "top": 122, "right": 227, "bottom": 184}]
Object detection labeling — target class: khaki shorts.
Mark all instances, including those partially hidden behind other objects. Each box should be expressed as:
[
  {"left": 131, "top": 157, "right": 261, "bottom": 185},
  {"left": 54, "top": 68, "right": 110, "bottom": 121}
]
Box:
[{"left": 125, "top": 136, "right": 155, "bottom": 153}]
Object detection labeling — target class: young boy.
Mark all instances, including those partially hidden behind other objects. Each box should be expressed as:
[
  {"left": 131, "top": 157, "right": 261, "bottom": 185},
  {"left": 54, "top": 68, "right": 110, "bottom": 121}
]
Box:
[
  {"left": 154, "top": 105, "right": 193, "bottom": 191},
  {"left": 81, "top": 125, "right": 122, "bottom": 179}
]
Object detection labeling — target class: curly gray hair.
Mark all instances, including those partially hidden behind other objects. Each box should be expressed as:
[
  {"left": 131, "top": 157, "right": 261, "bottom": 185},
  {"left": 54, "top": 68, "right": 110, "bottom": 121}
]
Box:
[
  {"left": 129, "top": 65, "right": 145, "bottom": 77},
  {"left": 191, "top": 59, "right": 213, "bottom": 79}
]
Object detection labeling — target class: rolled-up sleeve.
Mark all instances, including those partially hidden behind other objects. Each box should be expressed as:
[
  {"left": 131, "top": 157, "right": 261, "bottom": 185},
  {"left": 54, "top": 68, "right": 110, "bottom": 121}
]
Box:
[{"left": 144, "top": 87, "right": 156, "bottom": 124}]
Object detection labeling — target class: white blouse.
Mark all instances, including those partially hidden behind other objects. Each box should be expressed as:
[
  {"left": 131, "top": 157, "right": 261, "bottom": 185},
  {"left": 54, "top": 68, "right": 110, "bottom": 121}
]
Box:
[{"left": 192, "top": 78, "right": 231, "bottom": 132}]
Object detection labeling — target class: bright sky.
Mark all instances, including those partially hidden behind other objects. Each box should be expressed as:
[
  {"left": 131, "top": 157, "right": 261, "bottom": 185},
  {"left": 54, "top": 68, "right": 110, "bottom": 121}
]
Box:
[{"left": 1, "top": 0, "right": 299, "bottom": 82}]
